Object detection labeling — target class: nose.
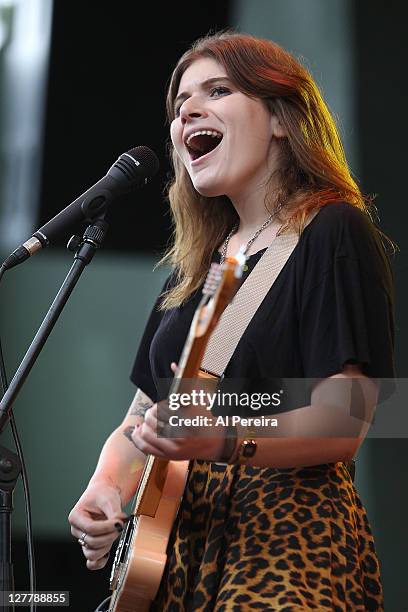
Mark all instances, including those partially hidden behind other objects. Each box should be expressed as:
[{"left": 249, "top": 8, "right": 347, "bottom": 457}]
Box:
[{"left": 179, "top": 97, "right": 208, "bottom": 124}]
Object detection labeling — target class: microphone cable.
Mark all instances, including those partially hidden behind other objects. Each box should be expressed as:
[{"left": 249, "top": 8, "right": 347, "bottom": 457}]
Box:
[{"left": 0, "top": 263, "right": 37, "bottom": 612}]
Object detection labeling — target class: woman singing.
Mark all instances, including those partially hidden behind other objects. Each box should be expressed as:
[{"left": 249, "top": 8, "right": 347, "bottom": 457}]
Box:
[{"left": 69, "top": 32, "right": 394, "bottom": 611}]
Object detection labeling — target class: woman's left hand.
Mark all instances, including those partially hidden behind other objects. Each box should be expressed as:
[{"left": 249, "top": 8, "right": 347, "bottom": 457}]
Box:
[{"left": 129, "top": 362, "right": 226, "bottom": 461}]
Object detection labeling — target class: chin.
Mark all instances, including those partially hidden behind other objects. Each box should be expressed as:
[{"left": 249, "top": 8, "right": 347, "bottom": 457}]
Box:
[
  {"left": 191, "top": 178, "right": 226, "bottom": 199},
  {"left": 195, "top": 186, "right": 224, "bottom": 198}
]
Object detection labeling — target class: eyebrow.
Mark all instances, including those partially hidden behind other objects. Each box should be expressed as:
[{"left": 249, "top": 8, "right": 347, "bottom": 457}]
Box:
[{"left": 173, "top": 76, "right": 232, "bottom": 111}]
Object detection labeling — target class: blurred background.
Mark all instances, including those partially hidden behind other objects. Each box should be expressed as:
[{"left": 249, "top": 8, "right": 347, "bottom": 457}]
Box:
[{"left": 0, "top": 0, "right": 406, "bottom": 610}]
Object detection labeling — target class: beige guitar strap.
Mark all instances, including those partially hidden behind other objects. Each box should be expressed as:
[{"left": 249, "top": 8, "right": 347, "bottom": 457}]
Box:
[{"left": 201, "top": 213, "right": 318, "bottom": 377}]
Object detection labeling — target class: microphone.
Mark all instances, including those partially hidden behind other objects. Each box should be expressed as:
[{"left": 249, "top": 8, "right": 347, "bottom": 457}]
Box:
[{"left": 2, "top": 145, "right": 160, "bottom": 270}]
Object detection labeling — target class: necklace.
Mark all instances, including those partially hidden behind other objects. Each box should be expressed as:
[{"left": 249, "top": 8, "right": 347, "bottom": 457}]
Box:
[{"left": 220, "top": 204, "right": 283, "bottom": 265}]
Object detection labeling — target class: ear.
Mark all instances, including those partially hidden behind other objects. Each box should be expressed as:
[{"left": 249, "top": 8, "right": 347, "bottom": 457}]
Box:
[{"left": 270, "top": 114, "right": 287, "bottom": 138}]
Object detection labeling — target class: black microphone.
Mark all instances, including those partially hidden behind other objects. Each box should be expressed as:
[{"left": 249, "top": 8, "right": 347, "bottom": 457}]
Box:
[{"left": 2, "top": 145, "right": 160, "bottom": 270}]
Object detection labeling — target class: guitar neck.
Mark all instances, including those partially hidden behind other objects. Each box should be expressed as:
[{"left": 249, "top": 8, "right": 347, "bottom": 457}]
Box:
[{"left": 132, "top": 306, "right": 209, "bottom": 517}]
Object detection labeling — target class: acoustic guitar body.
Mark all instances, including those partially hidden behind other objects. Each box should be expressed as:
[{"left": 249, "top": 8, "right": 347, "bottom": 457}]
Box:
[{"left": 109, "top": 460, "right": 189, "bottom": 611}]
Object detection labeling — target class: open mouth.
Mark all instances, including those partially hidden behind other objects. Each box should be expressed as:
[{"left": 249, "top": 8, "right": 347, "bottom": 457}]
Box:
[{"left": 185, "top": 130, "right": 223, "bottom": 161}]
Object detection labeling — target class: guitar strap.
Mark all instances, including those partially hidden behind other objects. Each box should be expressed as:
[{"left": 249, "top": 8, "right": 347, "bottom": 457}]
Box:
[{"left": 201, "top": 212, "right": 317, "bottom": 377}]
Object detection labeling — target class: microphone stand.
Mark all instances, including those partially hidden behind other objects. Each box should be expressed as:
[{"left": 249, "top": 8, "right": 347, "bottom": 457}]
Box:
[{"left": 0, "top": 217, "right": 109, "bottom": 608}]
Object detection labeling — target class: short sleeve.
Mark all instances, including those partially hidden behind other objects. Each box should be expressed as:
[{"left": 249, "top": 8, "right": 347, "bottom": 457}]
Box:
[
  {"left": 299, "top": 203, "right": 395, "bottom": 380},
  {"left": 130, "top": 272, "right": 174, "bottom": 401}
]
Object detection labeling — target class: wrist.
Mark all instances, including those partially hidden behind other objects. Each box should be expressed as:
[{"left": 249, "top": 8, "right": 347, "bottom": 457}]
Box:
[
  {"left": 228, "top": 438, "right": 258, "bottom": 464},
  {"left": 226, "top": 421, "right": 258, "bottom": 465},
  {"left": 215, "top": 425, "right": 237, "bottom": 463},
  {"left": 89, "top": 473, "right": 122, "bottom": 494}
]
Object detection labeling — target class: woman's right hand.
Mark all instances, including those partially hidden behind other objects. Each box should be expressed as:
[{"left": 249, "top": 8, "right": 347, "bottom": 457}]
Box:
[{"left": 68, "top": 479, "right": 128, "bottom": 570}]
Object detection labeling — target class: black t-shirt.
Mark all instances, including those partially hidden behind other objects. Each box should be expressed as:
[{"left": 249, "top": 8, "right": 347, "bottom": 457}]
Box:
[{"left": 130, "top": 202, "right": 395, "bottom": 411}]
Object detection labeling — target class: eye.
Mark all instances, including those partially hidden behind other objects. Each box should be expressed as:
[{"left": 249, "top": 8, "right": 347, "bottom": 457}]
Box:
[
  {"left": 173, "top": 85, "right": 231, "bottom": 117},
  {"left": 209, "top": 85, "right": 231, "bottom": 98}
]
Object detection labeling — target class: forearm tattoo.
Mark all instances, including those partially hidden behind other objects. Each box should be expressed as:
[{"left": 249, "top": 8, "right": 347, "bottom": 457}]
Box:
[
  {"left": 122, "top": 389, "right": 153, "bottom": 447},
  {"left": 123, "top": 425, "right": 138, "bottom": 448},
  {"left": 128, "top": 388, "right": 153, "bottom": 418}
]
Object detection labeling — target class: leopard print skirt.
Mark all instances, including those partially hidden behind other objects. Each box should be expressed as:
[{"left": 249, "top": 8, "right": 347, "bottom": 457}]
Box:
[{"left": 150, "top": 460, "right": 383, "bottom": 611}]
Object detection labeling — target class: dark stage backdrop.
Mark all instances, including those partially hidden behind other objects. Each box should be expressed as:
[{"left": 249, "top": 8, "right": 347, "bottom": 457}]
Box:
[
  {"left": 354, "top": 0, "right": 408, "bottom": 373},
  {"left": 39, "top": 2, "right": 231, "bottom": 255}
]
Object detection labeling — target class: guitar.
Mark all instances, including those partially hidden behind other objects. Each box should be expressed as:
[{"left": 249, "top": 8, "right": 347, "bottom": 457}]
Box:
[{"left": 105, "top": 251, "right": 246, "bottom": 612}]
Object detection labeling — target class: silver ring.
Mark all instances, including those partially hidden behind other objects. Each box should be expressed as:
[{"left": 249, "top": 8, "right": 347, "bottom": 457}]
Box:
[{"left": 78, "top": 532, "right": 87, "bottom": 547}]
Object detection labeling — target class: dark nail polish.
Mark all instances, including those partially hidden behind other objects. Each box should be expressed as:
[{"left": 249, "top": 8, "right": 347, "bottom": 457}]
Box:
[{"left": 115, "top": 522, "right": 123, "bottom": 531}]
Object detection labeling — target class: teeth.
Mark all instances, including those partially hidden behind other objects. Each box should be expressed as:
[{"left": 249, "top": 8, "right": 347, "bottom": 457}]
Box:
[{"left": 186, "top": 130, "right": 222, "bottom": 146}]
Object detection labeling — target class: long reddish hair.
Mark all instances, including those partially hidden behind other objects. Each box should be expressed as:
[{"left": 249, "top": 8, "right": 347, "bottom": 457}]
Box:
[{"left": 159, "top": 31, "right": 371, "bottom": 309}]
